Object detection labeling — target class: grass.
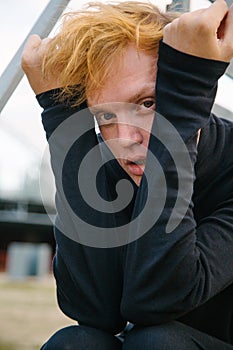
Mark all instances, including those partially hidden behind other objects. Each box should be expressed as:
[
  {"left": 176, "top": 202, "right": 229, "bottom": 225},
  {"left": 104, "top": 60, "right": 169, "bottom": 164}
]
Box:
[
  {"left": 0, "top": 273, "right": 75, "bottom": 349},
  {"left": 0, "top": 343, "right": 16, "bottom": 350}
]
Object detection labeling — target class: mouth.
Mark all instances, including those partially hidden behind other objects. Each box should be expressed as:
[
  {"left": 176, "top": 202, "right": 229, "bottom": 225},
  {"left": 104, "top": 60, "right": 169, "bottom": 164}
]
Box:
[
  {"left": 122, "top": 157, "right": 146, "bottom": 176},
  {"left": 130, "top": 159, "right": 145, "bottom": 165}
]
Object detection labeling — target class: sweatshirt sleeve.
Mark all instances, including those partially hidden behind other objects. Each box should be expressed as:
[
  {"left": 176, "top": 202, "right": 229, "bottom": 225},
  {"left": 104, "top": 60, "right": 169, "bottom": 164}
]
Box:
[
  {"left": 36, "top": 91, "right": 127, "bottom": 334},
  {"left": 121, "top": 41, "right": 232, "bottom": 325}
]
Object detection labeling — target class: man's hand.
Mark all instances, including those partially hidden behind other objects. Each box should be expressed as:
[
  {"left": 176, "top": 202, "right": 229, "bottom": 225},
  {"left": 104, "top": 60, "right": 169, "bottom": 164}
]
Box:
[
  {"left": 163, "top": 0, "right": 233, "bottom": 62},
  {"left": 21, "top": 34, "right": 60, "bottom": 95}
]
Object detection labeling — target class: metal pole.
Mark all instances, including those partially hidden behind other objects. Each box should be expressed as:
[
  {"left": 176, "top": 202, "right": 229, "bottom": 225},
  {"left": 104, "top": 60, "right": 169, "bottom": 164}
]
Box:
[
  {"left": 167, "top": 0, "right": 190, "bottom": 12},
  {"left": 209, "top": 0, "right": 233, "bottom": 5},
  {"left": 0, "top": 0, "right": 71, "bottom": 114}
]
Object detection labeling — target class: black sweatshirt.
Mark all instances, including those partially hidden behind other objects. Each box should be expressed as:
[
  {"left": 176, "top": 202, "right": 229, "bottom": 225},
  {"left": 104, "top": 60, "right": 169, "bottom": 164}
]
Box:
[{"left": 37, "top": 42, "right": 233, "bottom": 344}]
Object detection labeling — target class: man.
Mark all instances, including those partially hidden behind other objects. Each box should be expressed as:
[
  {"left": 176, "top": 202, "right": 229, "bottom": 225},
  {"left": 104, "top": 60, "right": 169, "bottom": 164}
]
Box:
[{"left": 21, "top": 0, "right": 233, "bottom": 349}]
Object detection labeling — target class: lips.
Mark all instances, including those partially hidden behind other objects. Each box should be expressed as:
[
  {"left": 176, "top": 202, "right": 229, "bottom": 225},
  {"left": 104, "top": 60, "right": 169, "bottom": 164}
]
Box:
[
  {"left": 131, "top": 159, "right": 145, "bottom": 166},
  {"left": 123, "top": 157, "right": 146, "bottom": 176}
]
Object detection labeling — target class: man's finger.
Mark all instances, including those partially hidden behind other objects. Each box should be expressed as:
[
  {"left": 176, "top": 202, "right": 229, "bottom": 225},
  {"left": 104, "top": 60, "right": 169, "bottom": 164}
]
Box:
[
  {"left": 24, "top": 34, "right": 42, "bottom": 51},
  {"left": 205, "top": 0, "right": 228, "bottom": 26},
  {"left": 222, "top": 4, "right": 233, "bottom": 45}
]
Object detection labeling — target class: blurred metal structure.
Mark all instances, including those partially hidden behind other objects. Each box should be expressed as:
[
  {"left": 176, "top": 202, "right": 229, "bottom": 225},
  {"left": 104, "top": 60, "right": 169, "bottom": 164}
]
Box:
[
  {"left": 213, "top": 104, "right": 233, "bottom": 122},
  {"left": 209, "top": 0, "right": 233, "bottom": 5},
  {"left": 227, "top": 63, "right": 233, "bottom": 79},
  {"left": 168, "top": 0, "right": 233, "bottom": 12},
  {"left": 224, "top": 0, "right": 233, "bottom": 79},
  {"left": 167, "top": 0, "right": 190, "bottom": 12},
  {"left": 0, "top": 0, "right": 71, "bottom": 114}
]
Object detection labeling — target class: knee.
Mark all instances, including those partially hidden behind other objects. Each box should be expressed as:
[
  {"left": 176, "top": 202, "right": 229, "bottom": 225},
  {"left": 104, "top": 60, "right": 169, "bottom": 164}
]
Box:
[
  {"left": 41, "top": 324, "right": 122, "bottom": 350},
  {"left": 40, "top": 326, "right": 78, "bottom": 350},
  {"left": 123, "top": 322, "right": 196, "bottom": 350}
]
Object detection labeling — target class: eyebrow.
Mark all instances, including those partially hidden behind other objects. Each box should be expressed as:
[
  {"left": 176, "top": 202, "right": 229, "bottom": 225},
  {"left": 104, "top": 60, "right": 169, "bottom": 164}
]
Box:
[
  {"left": 89, "top": 83, "right": 155, "bottom": 114},
  {"left": 126, "top": 84, "right": 155, "bottom": 103},
  {"left": 89, "top": 106, "right": 107, "bottom": 115}
]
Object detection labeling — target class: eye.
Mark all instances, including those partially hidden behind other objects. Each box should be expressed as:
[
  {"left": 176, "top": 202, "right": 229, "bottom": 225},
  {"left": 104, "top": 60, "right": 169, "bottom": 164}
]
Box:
[
  {"left": 142, "top": 100, "right": 155, "bottom": 109},
  {"left": 103, "top": 113, "right": 115, "bottom": 120},
  {"left": 96, "top": 112, "right": 116, "bottom": 125},
  {"left": 136, "top": 99, "right": 155, "bottom": 114}
]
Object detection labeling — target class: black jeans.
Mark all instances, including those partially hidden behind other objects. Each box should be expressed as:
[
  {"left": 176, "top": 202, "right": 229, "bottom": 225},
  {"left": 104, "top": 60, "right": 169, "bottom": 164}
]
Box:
[{"left": 41, "top": 321, "right": 233, "bottom": 350}]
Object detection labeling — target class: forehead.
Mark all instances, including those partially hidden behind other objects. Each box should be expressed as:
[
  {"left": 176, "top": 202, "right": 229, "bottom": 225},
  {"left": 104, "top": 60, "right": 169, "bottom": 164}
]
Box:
[{"left": 87, "top": 45, "right": 158, "bottom": 106}]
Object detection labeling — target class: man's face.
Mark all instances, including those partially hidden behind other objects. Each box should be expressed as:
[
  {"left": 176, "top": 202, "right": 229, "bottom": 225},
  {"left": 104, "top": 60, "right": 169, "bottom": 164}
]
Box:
[{"left": 87, "top": 45, "right": 157, "bottom": 186}]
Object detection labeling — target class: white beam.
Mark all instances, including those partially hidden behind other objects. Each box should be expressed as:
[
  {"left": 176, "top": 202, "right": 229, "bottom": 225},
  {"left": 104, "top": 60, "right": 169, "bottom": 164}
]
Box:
[{"left": 0, "top": 0, "right": 70, "bottom": 114}]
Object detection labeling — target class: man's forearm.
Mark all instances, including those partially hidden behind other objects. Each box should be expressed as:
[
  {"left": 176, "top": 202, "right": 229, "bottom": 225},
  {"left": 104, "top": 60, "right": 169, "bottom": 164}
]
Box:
[{"left": 121, "top": 43, "right": 231, "bottom": 325}]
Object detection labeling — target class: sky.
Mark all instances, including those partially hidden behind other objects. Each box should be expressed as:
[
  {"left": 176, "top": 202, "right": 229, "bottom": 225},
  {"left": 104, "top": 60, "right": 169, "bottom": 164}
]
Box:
[
  {"left": 0, "top": 0, "right": 96, "bottom": 202},
  {"left": 0, "top": 0, "right": 232, "bottom": 203}
]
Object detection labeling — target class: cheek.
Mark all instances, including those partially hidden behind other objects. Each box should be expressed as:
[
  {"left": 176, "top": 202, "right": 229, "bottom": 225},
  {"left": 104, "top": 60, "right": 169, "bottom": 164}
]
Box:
[
  {"left": 99, "top": 126, "right": 120, "bottom": 156},
  {"left": 139, "top": 116, "right": 154, "bottom": 146},
  {"left": 141, "top": 130, "right": 151, "bottom": 150},
  {"left": 99, "top": 126, "right": 114, "bottom": 141}
]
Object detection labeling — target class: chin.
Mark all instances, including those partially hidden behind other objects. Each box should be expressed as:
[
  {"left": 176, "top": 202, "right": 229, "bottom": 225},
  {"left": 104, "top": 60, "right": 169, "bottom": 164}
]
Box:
[{"left": 132, "top": 175, "right": 142, "bottom": 187}]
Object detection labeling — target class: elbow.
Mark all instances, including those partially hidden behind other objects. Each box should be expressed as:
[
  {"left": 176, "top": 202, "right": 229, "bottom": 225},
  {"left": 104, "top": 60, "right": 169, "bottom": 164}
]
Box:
[
  {"left": 121, "top": 256, "right": 213, "bottom": 325},
  {"left": 121, "top": 281, "right": 209, "bottom": 326},
  {"left": 120, "top": 294, "right": 173, "bottom": 326},
  {"left": 120, "top": 295, "right": 194, "bottom": 326},
  {"left": 57, "top": 288, "right": 126, "bottom": 335},
  {"left": 79, "top": 317, "right": 126, "bottom": 335}
]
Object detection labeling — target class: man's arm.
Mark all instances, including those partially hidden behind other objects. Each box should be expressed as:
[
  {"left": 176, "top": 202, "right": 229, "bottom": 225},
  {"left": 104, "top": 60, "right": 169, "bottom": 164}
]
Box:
[
  {"left": 163, "top": 0, "right": 233, "bottom": 62},
  {"left": 121, "top": 0, "right": 233, "bottom": 325},
  {"left": 21, "top": 35, "right": 61, "bottom": 94},
  {"left": 21, "top": 37, "right": 127, "bottom": 334}
]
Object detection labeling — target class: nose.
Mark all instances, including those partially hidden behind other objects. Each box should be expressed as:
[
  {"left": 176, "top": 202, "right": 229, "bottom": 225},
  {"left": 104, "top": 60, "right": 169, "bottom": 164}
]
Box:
[{"left": 117, "top": 123, "right": 143, "bottom": 148}]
